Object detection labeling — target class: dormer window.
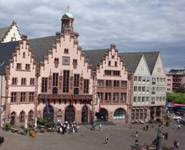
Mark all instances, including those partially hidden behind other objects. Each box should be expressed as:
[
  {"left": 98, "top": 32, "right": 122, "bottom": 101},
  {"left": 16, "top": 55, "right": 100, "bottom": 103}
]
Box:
[
  {"left": 112, "top": 55, "right": 114, "bottom": 59},
  {"left": 64, "top": 48, "right": 69, "bottom": 54},
  {"left": 17, "top": 63, "right": 21, "bottom": 70},
  {"left": 25, "top": 64, "right": 30, "bottom": 71}
]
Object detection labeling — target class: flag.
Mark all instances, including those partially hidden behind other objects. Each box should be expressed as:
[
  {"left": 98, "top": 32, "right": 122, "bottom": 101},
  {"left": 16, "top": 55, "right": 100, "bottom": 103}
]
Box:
[
  {"left": 44, "top": 94, "right": 50, "bottom": 114},
  {"left": 71, "top": 94, "right": 75, "bottom": 113},
  {"left": 96, "top": 94, "right": 101, "bottom": 113}
]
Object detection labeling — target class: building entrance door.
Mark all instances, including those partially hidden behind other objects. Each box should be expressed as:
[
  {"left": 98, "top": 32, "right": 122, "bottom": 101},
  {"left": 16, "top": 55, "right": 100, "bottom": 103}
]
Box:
[
  {"left": 10, "top": 112, "right": 16, "bottom": 126},
  {"left": 43, "top": 105, "right": 54, "bottom": 122},
  {"left": 96, "top": 108, "right": 108, "bottom": 121},
  {"left": 65, "top": 105, "right": 75, "bottom": 123},
  {"left": 82, "top": 106, "right": 88, "bottom": 123}
]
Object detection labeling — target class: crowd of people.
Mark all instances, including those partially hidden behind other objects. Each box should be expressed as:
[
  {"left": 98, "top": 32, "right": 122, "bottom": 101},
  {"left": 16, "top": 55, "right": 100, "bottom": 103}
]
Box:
[{"left": 56, "top": 120, "right": 79, "bottom": 134}]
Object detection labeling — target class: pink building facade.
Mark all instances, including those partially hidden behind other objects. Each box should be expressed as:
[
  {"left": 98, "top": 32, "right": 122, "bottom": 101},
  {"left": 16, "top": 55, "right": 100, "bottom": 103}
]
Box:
[
  {"left": 166, "top": 75, "right": 173, "bottom": 93},
  {"left": 0, "top": 12, "right": 166, "bottom": 127}
]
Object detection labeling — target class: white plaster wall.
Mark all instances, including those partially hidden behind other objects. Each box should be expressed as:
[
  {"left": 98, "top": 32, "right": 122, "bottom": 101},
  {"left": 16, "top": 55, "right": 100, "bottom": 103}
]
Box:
[
  {"left": 133, "top": 56, "right": 151, "bottom": 107},
  {"left": 2, "top": 25, "right": 21, "bottom": 43}
]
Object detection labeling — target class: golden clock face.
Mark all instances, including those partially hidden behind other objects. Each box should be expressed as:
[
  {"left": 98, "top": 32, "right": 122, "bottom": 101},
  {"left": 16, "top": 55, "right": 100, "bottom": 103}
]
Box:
[{"left": 62, "top": 56, "right": 70, "bottom": 65}]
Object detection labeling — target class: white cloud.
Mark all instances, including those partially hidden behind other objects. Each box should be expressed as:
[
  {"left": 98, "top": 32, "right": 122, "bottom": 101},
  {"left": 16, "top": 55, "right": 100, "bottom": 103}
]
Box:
[{"left": 0, "top": 0, "right": 184, "bottom": 69}]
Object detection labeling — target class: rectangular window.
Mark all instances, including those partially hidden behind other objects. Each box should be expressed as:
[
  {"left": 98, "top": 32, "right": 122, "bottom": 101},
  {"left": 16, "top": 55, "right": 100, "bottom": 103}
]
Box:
[
  {"left": 108, "top": 61, "right": 111, "bottom": 66},
  {"left": 105, "top": 93, "right": 111, "bottom": 101},
  {"left": 113, "top": 71, "right": 120, "bottom": 76},
  {"left": 147, "top": 77, "right": 150, "bottom": 82},
  {"left": 142, "top": 77, "right": 146, "bottom": 82},
  {"left": 120, "top": 93, "right": 126, "bottom": 101},
  {"left": 73, "top": 59, "right": 77, "bottom": 65},
  {"left": 41, "top": 78, "right": 48, "bottom": 92},
  {"left": 84, "top": 79, "right": 89, "bottom": 93},
  {"left": 134, "top": 76, "right": 137, "bottom": 81},
  {"left": 142, "top": 97, "right": 145, "bottom": 102},
  {"left": 133, "top": 97, "right": 137, "bottom": 102},
  {"left": 106, "top": 80, "right": 112, "bottom": 87},
  {"left": 104, "top": 70, "right": 112, "bottom": 75},
  {"left": 74, "top": 74, "right": 79, "bottom": 87},
  {"left": 97, "top": 92, "right": 103, "bottom": 101},
  {"left": 54, "top": 58, "right": 59, "bottom": 63},
  {"left": 113, "top": 93, "right": 119, "bottom": 101},
  {"left": 21, "top": 92, "right": 26, "bottom": 102},
  {"left": 142, "top": 86, "right": 145, "bottom": 92},
  {"left": 98, "top": 80, "right": 104, "bottom": 87},
  {"left": 115, "top": 61, "right": 117, "bottom": 66},
  {"left": 53, "top": 73, "right": 58, "bottom": 86},
  {"left": 134, "top": 86, "right": 137, "bottom": 92},
  {"left": 114, "top": 80, "right": 119, "bottom": 87},
  {"left": 29, "top": 92, "right": 34, "bottom": 102},
  {"left": 11, "top": 92, "right": 16, "bottom": 102},
  {"left": 121, "top": 81, "right": 127, "bottom": 87},
  {"left": 30, "top": 78, "right": 34, "bottom": 85},
  {"left": 138, "top": 86, "right": 141, "bottom": 92},
  {"left": 64, "top": 48, "right": 69, "bottom": 54},
  {"left": 21, "top": 78, "right": 26, "bottom": 85},
  {"left": 12, "top": 78, "right": 17, "bottom": 85},
  {"left": 138, "top": 97, "right": 141, "bottom": 102},
  {"left": 25, "top": 64, "right": 30, "bottom": 71},
  {"left": 146, "top": 97, "right": 149, "bottom": 101},
  {"left": 63, "top": 70, "right": 70, "bottom": 93},
  {"left": 16, "top": 63, "right": 21, "bottom": 70}
]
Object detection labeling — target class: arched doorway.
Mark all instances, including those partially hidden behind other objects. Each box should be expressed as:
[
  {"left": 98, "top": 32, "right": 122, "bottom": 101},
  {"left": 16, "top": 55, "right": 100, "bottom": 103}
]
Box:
[
  {"left": 43, "top": 105, "right": 54, "bottom": 122},
  {"left": 81, "top": 105, "right": 88, "bottom": 123},
  {"left": 96, "top": 108, "right": 108, "bottom": 121},
  {"left": 10, "top": 112, "right": 16, "bottom": 126},
  {"left": 65, "top": 105, "right": 75, "bottom": 123},
  {"left": 113, "top": 108, "right": 126, "bottom": 120}
]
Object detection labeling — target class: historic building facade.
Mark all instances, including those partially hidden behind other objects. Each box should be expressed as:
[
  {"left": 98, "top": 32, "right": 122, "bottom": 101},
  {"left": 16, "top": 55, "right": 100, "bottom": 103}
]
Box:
[{"left": 0, "top": 12, "right": 167, "bottom": 126}]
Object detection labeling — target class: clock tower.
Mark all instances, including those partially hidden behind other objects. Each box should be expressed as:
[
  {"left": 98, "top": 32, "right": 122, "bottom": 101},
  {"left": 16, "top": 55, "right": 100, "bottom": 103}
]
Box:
[{"left": 61, "top": 7, "right": 74, "bottom": 33}]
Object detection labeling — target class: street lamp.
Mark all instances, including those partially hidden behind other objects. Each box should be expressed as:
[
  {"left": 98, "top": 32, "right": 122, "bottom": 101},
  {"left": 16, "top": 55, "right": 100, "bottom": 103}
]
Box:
[{"left": 91, "top": 78, "right": 96, "bottom": 131}]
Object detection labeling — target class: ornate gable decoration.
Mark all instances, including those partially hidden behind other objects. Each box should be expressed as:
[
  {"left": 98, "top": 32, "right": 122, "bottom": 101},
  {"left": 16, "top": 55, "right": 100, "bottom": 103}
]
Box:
[{"left": 96, "top": 44, "right": 128, "bottom": 79}]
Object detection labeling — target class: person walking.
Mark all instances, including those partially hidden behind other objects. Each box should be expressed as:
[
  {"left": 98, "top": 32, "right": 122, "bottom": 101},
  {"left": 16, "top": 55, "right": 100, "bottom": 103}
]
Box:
[
  {"left": 176, "top": 141, "right": 179, "bottom": 149},
  {"left": 104, "top": 136, "right": 109, "bottom": 145},
  {"left": 135, "top": 131, "right": 138, "bottom": 139},
  {"left": 174, "top": 140, "right": 177, "bottom": 149},
  {"left": 99, "top": 124, "right": 102, "bottom": 131},
  {"left": 146, "top": 125, "right": 148, "bottom": 131},
  {"left": 165, "top": 132, "right": 168, "bottom": 140}
]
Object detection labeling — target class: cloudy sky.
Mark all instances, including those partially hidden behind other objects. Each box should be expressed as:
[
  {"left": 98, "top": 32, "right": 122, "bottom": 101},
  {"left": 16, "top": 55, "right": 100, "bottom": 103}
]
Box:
[{"left": 0, "top": 0, "right": 184, "bottom": 71}]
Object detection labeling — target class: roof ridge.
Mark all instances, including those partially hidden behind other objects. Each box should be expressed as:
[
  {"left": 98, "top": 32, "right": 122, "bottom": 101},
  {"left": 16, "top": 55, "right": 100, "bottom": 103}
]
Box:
[{"left": 28, "top": 35, "right": 56, "bottom": 41}]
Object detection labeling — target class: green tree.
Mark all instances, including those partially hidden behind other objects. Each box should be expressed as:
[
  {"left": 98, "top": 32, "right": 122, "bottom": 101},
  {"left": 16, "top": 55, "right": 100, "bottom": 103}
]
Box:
[{"left": 167, "top": 92, "right": 185, "bottom": 104}]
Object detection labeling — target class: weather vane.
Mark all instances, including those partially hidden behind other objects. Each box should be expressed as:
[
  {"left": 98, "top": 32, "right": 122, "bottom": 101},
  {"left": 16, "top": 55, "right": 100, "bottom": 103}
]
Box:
[{"left": 67, "top": 5, "right": 70, "bottom": 12}]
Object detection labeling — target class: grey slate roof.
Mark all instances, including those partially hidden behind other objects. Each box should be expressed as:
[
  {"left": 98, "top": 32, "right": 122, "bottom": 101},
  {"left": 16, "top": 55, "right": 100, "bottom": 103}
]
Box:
[
  {"left": 119, "top": 53, "right": 143, "bottom": 73},
  {"left": 0, "top": 27, "right": 9, "bottom": 42},
  {"left": 0, "top": 41, "right": 19, "bottom": 74},
  {"left": 28, "top": 35, "right": 58, "bottom": 66},
  {"left": 0, "top": 34, "right": 160, "bottom": 75},
  {"left": 83, "top": 49, "right": 109, "bottom": 71}
]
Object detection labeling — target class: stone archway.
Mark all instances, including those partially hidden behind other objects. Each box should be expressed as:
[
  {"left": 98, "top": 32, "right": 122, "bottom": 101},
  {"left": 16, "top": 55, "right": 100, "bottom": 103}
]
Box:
[
  {"left": 96, "top": 108, "right": 108, "bottom": 121},
  {"left": 113, "top": 108, "right": 126, "bottom": 120},
  {"left": 65, "top": 105, "right": 75, "bottom": 123},
  {"left": 43, "top": 105, "right": 54, "bottom": 122},
  {"left": 81, "top": 105, "right": 88, "bottom": 123},
  {"left": 10, "top": 112, "right": 16, "bottom": 126}
]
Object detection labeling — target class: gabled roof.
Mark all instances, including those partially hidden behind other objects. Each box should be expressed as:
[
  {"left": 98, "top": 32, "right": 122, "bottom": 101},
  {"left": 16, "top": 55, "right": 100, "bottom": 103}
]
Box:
[
  {"left": 119, "top": 53, "right": 143, "bottom": 73},
  {"left": 0, "top": 34, "right": 160, "bottom": 75},
  {"left": 0, "top": 41, "right": 19, "bottom": 74},
  {"left": 0, "top": 27, "right": 9, "bottom": 42},
  {"left": 83, "top": 49, "right": 109, "bottom": 71},
  {"left": 142, "top": 52, "right": 159, "bottom": 74}
]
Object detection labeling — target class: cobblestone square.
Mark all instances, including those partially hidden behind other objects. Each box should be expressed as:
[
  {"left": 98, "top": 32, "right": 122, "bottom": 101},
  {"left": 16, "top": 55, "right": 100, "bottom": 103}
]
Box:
[{"left": 0, "top": 123, "right": 184, "bottom": 150}]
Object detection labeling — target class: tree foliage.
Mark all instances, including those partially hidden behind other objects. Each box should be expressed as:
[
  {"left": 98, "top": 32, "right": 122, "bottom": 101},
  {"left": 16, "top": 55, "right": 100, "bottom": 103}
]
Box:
[{"left": 167, "top": 92, "right": 185, "bottom": 104}]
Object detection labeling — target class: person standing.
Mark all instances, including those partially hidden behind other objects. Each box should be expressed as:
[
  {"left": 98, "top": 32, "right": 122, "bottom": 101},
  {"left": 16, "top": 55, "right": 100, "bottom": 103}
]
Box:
[{"left": 104, "top": 136, "right": 109, "bottom": 145}]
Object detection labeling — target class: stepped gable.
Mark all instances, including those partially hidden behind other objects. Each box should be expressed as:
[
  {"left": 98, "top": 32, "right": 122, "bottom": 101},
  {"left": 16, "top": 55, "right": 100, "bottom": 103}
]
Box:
[
  {"left": 83, "top": 49, "right": 109, "bottom": 71},
  {"left": 0, "top": 27, "right": 9, "bottom": 42},
  {"left": 0, "top": 41, "right": 19, "bottom": 74},
  {"left": 28, "top": 35, "right": 58, "bottom": 66}
]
